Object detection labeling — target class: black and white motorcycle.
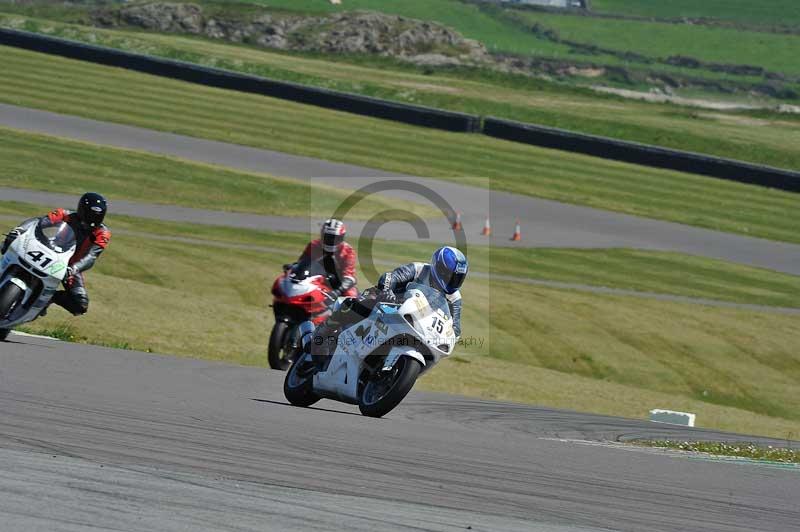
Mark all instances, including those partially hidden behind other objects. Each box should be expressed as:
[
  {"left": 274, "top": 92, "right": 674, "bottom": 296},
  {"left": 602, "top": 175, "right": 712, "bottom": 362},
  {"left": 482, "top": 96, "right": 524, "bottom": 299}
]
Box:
[
  {"left": 284, "top": 282, "right": 456, "bottom": 417},
  {"left": 0, "top": 219, "right": 75, "bottom": 341}
]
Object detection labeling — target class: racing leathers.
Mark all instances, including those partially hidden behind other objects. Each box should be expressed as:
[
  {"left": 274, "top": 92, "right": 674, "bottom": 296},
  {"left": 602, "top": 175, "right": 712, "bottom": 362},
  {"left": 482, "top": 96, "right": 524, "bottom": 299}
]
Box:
[
  {"left": 310, "top": 262, "right": 463, "bottom": 358},
  {"left": 3, "top": 209, "right": 111, "bottom": 315},
  {"left": 296, "top": 238, "right": 358, "bottom": 299}
]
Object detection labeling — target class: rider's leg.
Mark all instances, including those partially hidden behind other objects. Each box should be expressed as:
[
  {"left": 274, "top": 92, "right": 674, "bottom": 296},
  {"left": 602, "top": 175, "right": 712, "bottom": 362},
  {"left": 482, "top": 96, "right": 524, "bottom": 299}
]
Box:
[{"left": 52, "top": 273, "right": 89, "bottom": 316}]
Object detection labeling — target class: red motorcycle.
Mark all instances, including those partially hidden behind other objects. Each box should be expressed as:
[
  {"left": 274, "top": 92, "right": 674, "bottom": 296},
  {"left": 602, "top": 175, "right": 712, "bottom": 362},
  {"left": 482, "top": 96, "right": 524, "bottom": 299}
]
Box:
[{"left": 268, "top": 259, "right": 335, "bottom": 370}]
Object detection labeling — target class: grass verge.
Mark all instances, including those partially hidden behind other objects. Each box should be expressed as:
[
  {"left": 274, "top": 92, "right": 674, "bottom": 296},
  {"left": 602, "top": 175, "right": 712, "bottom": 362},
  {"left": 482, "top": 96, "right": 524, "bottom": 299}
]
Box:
[
  {"left": 3, "top": 200, "right": 800, "bottom": 308},
  {"left": 0, "top": 126, "right": 435, "bottom": 220},
  {"left": 632, "top": 440, "right": 800, "bottom": 463},
  {"left": 3, "top": 202, "right": 799, "bottom": 438},
  {"left": 1, "top": 46, "right": 799, "bottom": 244}
]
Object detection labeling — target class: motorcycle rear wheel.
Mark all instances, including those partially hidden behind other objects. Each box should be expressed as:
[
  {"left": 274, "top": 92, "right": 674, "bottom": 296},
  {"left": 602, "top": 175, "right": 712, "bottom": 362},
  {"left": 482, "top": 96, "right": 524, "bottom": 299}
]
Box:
[
  {"left": 268, "top": 321, "right": 293, "bottom": 370},
  {"left": 359, "top": 357, "right": 422, "bottom": 418},
  {"left": 284, "top": 353, "right": 321, "bottom": 407}
]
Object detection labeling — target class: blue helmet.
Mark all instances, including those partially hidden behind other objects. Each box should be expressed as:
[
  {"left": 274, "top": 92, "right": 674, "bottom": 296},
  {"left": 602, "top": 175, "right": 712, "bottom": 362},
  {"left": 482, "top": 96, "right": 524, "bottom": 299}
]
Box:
[{"left": 430, "top": 246, "right": 468, "bottom": 295}]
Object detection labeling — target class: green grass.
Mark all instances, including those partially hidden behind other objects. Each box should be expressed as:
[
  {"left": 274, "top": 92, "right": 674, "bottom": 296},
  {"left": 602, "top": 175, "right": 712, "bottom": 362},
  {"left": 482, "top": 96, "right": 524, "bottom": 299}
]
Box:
[
  {"left": 512, "top": 9, "right": 800, "bottom": 76},
  {"left": 4, "top": 199, "right": 800, "bottom": 309},
  {"left": 0, "top": 126, "right": 435, "bottom": 220},
  {"left": 1, "top": 45, "right": 799, "bottom": 245},
  {"left": 418, "top": 356, "right": 800, "bottom": 441},
  {"left": 590, "top": 0, "right": 800, "bottom": 27},
  {"left": 4, "top": 14, "right": 800, "bottom": 173},
  {"left": 633, "top": 440, "right": 800, "bottom": 463},
  {"left": 4, "top": 202, "right": 798, "bottom": 438}
]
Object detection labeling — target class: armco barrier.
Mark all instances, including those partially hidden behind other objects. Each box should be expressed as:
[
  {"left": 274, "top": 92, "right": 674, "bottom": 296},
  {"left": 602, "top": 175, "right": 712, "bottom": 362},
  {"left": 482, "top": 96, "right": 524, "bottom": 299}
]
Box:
[
  {"left": 0, "top": 28, "right": 481, "bottom": 133},
  {"left": 483, "top": 117, "right": 800, "bottom": 192}
]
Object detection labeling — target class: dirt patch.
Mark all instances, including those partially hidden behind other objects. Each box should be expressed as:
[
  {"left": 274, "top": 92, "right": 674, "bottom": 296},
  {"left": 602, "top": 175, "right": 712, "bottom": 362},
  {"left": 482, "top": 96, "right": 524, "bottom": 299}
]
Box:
[
  {"left": 697, "top": 113, "right": 772, "bottom": 127},
  {"left": 591, "top": 87, "right": 768, "bottom": 111},
  {"left": 392, "top": 81, "right": 461, "bottom": 94}
]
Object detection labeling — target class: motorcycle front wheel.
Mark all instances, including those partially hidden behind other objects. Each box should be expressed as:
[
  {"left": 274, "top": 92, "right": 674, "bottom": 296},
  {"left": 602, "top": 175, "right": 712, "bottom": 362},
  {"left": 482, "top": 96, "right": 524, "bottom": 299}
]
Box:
[
  {"left": 0, "top": 282, "right": 23, "bottom": 320},
  {"left": 284, "top": 352, "right": 321, "bottom": 407},
  {"left": 268, "top": 321, "right": 294, "bottom": 370},
  {"left": 359, "top": 357, "right": 422, "bottom": 418}
]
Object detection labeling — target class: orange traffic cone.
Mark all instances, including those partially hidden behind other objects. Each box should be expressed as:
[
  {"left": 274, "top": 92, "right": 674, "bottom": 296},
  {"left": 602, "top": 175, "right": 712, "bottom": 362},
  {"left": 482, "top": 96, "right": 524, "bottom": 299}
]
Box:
[
  {"left": 481, "top": 216, "right": 492, "bottom": 236},
  {"left": 452, "top": 211, "right": 463, "bottom": 231},
  {"left": 510, "top": 219, "right": 522, "bottom": 241}
]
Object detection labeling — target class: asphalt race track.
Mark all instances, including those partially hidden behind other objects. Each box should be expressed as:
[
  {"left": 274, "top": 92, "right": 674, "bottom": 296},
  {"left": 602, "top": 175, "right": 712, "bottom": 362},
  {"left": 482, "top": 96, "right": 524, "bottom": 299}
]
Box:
[
  {"left": 1, "top": 334, "right": 798, "bottom": 532},
  {"left": 3, "top": 103, "right": 800, "bottom": 275}
]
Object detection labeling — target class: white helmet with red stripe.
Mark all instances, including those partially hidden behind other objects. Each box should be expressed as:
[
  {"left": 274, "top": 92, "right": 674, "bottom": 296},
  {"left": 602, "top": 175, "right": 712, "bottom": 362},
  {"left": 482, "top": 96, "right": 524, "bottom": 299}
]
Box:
[{"left": 321, "top": 218, "right": 347, "bottom": 252}]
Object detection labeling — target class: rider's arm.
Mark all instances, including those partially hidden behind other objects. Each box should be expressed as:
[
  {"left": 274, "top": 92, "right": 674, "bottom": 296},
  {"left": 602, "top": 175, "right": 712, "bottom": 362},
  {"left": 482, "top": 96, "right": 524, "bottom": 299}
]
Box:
[
  {"left": 377, "top": 263, "right": 420, "bottom": 293},
  {"left": 45, "top": 208, "right": 69, "bottom": 226},
  {"left": 70, "top": 229, "right": 111, "bottom": 273},
  {"left": 449, "top": 299, "right": 463, "bottom": 338},
  {"left": 336, "top": 244, "right": 358, "bottom": 293}
]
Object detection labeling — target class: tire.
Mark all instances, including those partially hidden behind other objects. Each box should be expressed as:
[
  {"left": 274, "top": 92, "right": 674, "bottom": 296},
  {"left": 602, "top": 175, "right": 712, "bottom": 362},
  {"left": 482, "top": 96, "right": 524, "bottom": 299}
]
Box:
[
  {"left": 0, "top": 329, "right": 9, "bottom": 342},
  {"left": 359, "top": 357, "right": 422, "bottom": 418},
  {"left": 283, "top": 352, "right": 320, "bottom": 407},
  {"left": 0, "top": 282, "right": 23, "bottom": 320},
  {"left": 268, "top": 321, "right": 293, "bottom": 371}
]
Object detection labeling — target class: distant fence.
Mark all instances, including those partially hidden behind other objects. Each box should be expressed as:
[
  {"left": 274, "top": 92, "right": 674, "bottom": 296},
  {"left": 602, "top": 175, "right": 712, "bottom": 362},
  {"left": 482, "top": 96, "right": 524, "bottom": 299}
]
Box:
[
  {"left": 0, "top": 28, "right": 481, "bottom": 133},
  {"left": 2, "top": 27, "right": 799, "bottom": 192},
  {"left": 483, "top": 118, "right": 800, "bottom": 192}
]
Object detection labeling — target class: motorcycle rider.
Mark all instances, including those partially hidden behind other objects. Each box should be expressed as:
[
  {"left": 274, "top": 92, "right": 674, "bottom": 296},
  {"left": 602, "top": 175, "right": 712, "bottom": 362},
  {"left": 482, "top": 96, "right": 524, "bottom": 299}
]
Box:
[
  {"left": 289, "top": 218, "right": 358, "bottom": 302},
  {"left": 2, "top": 193, "right": 111, "bottom": 316},
  {"left": 310, "top": 246, "right": 468, "bottom": 357}
]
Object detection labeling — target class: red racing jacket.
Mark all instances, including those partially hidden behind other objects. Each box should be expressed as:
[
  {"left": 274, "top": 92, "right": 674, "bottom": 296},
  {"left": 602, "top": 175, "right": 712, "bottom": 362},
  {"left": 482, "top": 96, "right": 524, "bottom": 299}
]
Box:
[
  {"left": 44, "top": 208, "right": 111, "bottom": 274},
  {"left": 298, "top": 239, "right": 357, "bottom": 297}
]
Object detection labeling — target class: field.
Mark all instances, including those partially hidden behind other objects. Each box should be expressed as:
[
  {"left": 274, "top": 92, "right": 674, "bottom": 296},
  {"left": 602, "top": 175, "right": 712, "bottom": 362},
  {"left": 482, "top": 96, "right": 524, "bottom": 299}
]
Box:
[
  {"left": 2, "top": 45, "right": 799, "bottom": 245},
  {"left": 3, "top": 199, "right": 799, "bottom": 439},
  {"left": 590, "top": 0, "right": 800, "bottom": 27},
  {"left": 225, "top": 0, "right": 800, "bottom": 100},
  {"left": 510, "top": 10, "right": 800, "bottom": 76}
]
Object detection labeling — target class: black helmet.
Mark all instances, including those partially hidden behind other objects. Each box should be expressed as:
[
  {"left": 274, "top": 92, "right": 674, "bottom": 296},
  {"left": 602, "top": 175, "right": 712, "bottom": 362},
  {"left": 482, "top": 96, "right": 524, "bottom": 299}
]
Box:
[{"left": 77, "top": 192, "right": 107, "bottom": 228}]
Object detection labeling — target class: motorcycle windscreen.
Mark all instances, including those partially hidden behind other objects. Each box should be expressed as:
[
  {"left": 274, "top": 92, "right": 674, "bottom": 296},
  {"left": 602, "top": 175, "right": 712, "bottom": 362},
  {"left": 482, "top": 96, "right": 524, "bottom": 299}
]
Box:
[
  {"left": 404, "top": 282, "right": 451, "bottom": 320},
  {"left": 36, "top": 221, "right": 76, "bottom": 253},
  {"left": 290, "top": 257, "right": 326, "bottom": 281}
]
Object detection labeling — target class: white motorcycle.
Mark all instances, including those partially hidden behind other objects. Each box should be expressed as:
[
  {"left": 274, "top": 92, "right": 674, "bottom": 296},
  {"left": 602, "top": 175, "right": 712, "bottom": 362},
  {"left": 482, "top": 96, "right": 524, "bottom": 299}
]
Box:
[
  {"left": 284, "top": 282, "right": 456, "bottom": 417},
  {"left": 0, "top": 219, "right": 76, "bottom": 341}
]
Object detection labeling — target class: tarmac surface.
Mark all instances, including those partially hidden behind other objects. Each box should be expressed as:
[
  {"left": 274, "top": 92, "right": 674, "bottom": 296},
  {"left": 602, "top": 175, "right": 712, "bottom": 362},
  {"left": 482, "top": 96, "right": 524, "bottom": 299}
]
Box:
[
  {"left": 3, "top": 103, "right": 800, "bottom": 274},
  {"left": 1, "top": 334, "right": 798, "bottom": 532}
]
